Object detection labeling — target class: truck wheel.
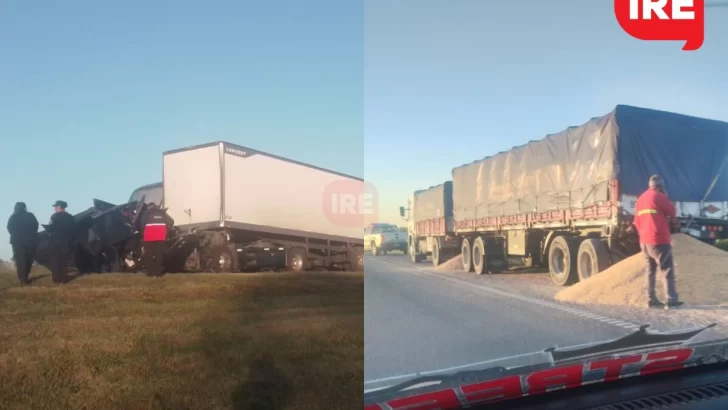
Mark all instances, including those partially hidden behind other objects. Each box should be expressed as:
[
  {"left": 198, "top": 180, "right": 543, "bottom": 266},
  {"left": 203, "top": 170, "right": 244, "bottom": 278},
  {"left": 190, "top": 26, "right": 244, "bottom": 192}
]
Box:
[
  {"left": 211, "top": 246, "right": 234, "bottom": 273},
  {"left": 548, "top": 236, "right": 578, "bottom": 286},
  {"left": 461, "top": 238, "right": 474, "bottom": 272},
  {"left": 287, "top": 248, "right": 309, "bottom": 272},
  {"left": 472, "top": 237, "right": 487, "bottom": 275},
  {"left": 577, "top": 238, "right": 610, "bottom": 282},
  {"left": 432, "top": 239, "right": 442, "bottom": 267},
  {"left": 349, "top": 247, "right": 364, "bottom": 271},
  {"left": 409, "top": 244, "right": 425, "bottom": 263},
  {"left": 371, "top": 241, "right": 379, "bottom": 256}
]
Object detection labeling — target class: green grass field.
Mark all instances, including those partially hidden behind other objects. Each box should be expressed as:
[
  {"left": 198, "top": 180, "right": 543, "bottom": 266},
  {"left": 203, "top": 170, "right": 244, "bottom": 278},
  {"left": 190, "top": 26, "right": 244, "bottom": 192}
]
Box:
[{"left": 0, "top": 267, "right": 363, "bottom": 410}]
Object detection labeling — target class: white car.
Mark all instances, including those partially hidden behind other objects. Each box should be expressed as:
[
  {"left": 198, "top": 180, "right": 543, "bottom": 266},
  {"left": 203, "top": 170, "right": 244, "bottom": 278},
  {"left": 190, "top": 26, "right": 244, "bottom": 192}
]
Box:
[{"left": 364, "top": 223, "right": 408, "bottom": 256}]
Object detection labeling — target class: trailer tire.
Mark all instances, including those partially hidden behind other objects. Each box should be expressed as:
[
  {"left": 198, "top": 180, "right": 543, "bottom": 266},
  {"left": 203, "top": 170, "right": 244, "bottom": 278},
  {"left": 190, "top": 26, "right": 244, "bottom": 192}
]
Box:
[
  {"left": 472, "top": 237, "right": 487, "bottom": 275},
  {"left": 286, "top": 247, "right": 309, "bottom": 272},
  {"left": 349, "top": 247, "right": 364, "bottom": 271},
  {"left": 211, "top": 245, "right": 234, "bottom": 273},
  {"left": 432, "top": 239, "right": 442, "bottom": 267},
  {"left": 461, "top": 238, "right": 474, "bottom": 273},
  {"left": 577, "top": 238, "right": 610, "bottom": 282},
  {"left": 548, "top": 236, "right": 578, "bottom": 286}
]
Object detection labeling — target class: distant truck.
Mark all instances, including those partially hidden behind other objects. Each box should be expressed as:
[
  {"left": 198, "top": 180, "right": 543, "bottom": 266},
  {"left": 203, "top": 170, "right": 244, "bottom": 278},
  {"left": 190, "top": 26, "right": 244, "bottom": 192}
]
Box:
[
  {"left": 128, "top": 141, "right": 365, "bottom": 273},
  {"left": 403, "top": 182, "right": 459, "bottom": 264},
  {"left": 401, "top": 105, "right": 728, "bottom": 286},
  {"left": 363, "top": 223, "right": 408, "bottom": 256}
]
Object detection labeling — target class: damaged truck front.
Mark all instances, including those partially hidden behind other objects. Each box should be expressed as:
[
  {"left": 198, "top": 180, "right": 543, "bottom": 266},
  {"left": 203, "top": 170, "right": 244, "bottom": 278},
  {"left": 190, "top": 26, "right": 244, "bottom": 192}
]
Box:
[{"left": 35, "top": 195, "right": 199, "bottom": 274}]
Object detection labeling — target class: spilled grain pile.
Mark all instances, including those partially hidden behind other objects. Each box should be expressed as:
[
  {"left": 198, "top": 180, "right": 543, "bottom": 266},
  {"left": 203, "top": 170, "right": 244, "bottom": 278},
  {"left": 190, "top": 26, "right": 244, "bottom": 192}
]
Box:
[
  {"left": 556, "top": 234, "right": 728, "bottom": 307},
  {"left": 435, "top": 255, "right": 464, "bottom": 271}
]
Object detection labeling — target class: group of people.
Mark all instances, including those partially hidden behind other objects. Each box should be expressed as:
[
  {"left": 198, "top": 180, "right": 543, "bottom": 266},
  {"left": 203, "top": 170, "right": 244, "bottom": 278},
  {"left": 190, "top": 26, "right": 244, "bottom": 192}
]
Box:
[
  {"left": 6, "top": 200, "right": 174, "bottom": 285},
  {"left": 7, "top": 200, "right": 75, "bottom": 285}
]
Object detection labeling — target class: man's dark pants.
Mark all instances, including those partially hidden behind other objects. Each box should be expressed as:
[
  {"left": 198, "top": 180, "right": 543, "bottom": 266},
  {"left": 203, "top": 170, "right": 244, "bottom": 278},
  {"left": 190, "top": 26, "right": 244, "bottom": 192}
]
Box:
[
  {"left": 12, "top": 243, "right": 36, "bottom": 285},
  {"left": 144, "top": 241, "right": 166, "bottom": 277},
  {"left": 641, "top": 243, "right": 679, "bottom": 303},
  {"left": 49, "top": 242, "right": 70, "bottom": 284}
]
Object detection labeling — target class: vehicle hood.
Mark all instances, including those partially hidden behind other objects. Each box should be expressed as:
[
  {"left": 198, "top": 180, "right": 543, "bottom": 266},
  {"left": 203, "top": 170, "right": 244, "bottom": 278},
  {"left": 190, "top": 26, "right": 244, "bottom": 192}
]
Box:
[{"left": 364, "top": 323, "right": 728, "bottom": 409}]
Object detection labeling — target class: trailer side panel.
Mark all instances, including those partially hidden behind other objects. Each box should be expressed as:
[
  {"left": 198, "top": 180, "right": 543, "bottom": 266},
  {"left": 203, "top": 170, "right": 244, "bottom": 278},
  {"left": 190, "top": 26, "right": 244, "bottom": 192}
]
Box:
[
  {"left": 615, "top": 105, "right": 728, "bottom": 201},
  {"left": 452, "top": 112, "right": 618, "bottom": 229},
  {"left": 413, "top": 182, "right": 453, "bottom": 236},
  {"left": 222, "top": 143, "right": 364, "bottom": 242}
]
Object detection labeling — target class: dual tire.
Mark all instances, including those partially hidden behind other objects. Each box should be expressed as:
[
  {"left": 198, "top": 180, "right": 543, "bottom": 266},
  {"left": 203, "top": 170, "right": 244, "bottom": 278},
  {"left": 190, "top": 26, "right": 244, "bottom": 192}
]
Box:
[
  {"left": 461, "top": 236, "right": 507, "bottom": 275},
  {"left": 548, "top": 236, "right": 610, "bottom": 286},
  {"left": 459, "top": 234, "right": 610, "bottom": 286}
]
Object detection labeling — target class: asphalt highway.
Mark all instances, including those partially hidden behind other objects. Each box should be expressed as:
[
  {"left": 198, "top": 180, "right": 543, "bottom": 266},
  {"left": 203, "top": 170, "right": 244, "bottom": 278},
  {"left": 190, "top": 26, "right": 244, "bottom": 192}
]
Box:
[{"left": 364, "top": 254, "right": 635, "bottom": 390}]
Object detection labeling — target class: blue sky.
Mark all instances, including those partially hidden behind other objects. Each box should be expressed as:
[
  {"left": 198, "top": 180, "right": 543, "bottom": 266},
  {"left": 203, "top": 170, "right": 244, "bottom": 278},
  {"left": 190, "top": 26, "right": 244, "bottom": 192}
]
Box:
[
  {"left": 0, "top": 0, "right": 362, "bottom": 259},
  {"left": 365, "top": 0, "right": 728, "bottom": 224},
  {"left": 2, "top": 1, "right": 727, "bottom": 259}
]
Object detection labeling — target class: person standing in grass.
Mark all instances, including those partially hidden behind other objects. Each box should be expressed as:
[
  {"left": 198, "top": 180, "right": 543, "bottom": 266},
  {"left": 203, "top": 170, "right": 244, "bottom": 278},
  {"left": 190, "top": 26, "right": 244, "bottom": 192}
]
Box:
[
  {"left": 6, "top": 202, "right": 39, "bottom": 286},
  {"left": 633, "top": 175, "right": 684, "bottom": 310},
  {"left": 46, "top": 200, "right": 75, "bottom": 284},
  {"left": 140, "top": 202, "right": 174, "bottom": 277}
]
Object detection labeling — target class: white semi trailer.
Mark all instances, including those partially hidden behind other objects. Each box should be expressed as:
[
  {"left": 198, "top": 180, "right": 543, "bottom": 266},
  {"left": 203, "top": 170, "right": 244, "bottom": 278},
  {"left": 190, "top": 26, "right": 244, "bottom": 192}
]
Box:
[{"left": 128, "top": 141, "right": 365, "bottom": 273}]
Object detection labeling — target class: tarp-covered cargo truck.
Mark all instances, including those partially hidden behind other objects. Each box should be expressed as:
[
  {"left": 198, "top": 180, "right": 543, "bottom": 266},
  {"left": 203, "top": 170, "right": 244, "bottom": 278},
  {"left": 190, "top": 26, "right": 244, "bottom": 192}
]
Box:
[
  {"left": 402, "top": 105, "right": 728, "bottom": 286},
  {"left": 400, "top": 182, "right": 458, "bottom": 265},
  {"left": 155, "top": 141, "right": 364, "bottom": 273}
]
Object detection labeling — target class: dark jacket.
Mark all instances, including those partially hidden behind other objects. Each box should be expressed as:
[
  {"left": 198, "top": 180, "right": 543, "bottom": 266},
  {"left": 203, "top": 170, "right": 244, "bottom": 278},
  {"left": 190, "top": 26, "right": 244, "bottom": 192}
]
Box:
[
  {"left": 634, "top": 188, "right": 676, "bottom": 245},
  {"left": 7, "top": 203, "right": 40, "bottom": 246},
  {"left": 47, "top": 210, "right": 76, "bottom": 245}
]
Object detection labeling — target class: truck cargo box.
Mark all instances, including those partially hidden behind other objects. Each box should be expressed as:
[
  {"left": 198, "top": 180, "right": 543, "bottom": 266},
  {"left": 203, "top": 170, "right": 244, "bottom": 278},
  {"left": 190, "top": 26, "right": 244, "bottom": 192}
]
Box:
[
  {"left": 452, "top": 105, "right": 728, "bottom": 226},
  {"left": 162, "top": 141, "right": 364, "bottom": 243},
  {"left": 413, "top": 182, "right": 453, "bottom": 235}
]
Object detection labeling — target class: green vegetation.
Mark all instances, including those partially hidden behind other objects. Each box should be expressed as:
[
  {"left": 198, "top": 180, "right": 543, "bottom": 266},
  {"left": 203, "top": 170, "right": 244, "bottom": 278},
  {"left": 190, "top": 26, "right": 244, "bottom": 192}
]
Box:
[
  {"left": 714, "top": 239, "right": 728, "bottom": 252},
  {"left": 0, "top": 269, "right": 363, "bottom": 410}
]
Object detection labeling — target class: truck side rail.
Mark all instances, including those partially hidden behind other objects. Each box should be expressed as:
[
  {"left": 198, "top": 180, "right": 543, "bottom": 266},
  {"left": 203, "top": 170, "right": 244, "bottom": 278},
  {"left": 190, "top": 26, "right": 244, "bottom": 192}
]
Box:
[
  {"left": 454, "top": 201, "right": 614, "bottom": 233},
  {"left": 415, "top": 217, "right": 453, "bottom": 236}
]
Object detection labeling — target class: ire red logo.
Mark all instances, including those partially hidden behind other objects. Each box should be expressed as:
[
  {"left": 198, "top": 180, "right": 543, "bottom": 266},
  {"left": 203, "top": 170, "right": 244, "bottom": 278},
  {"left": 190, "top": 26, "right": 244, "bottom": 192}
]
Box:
[
  {"left": 322, "top": 179, "right": 378, "bottom": 228},
  {"left": 614, "top": 0, "right": 705, "bottom": 50}
]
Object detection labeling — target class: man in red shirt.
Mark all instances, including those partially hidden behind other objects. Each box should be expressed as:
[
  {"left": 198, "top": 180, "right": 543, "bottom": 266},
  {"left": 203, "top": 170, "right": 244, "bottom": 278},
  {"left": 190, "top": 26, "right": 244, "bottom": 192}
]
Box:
[{"left": 633, "top": 175, "right": 683, "bottom": 309}]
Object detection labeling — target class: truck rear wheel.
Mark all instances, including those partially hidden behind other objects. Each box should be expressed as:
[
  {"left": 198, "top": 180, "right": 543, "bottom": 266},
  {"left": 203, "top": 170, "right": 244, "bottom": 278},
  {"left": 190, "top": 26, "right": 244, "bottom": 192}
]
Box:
[
  {"left": 432, "top": 239, "right": 442, "bottom": 267},
  {"left": 287, "top": 248, "right": 309, "bottom": 272},
  {"left": 577, "top": 238, "right": 610, "bottom": 281},
  {"left": 548, "top": 236, "right": 578, "bottom": 286},
  {"left": 461, "top": 238, "right": 474, "bottom": 272}
]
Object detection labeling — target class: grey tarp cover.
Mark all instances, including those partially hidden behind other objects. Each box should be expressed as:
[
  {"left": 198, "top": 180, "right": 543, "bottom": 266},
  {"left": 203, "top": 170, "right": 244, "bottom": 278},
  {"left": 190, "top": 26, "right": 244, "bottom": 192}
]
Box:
[
  {"left": 452, "top": 105, "right": 728, "bottom": 223},
  {"left": 413, "top": 182, "right": 453, "bottom": 223}
]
